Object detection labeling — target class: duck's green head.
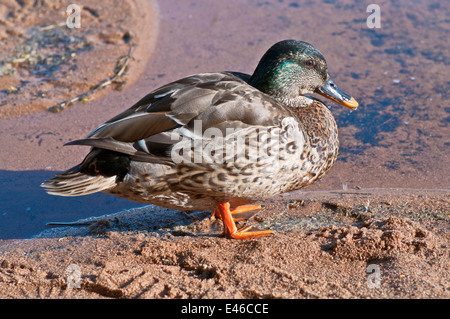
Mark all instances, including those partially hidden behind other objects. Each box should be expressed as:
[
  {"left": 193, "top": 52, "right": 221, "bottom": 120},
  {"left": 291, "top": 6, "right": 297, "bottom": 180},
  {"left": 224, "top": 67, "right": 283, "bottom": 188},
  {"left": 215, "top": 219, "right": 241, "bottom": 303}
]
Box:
[{"left": 249, "top": 40, "right": 358, "bottom": 108}]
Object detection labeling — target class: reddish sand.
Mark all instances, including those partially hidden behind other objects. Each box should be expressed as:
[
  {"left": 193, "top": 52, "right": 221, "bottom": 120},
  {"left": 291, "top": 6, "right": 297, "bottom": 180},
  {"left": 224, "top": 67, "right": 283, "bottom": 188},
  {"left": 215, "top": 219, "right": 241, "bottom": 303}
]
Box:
[{"left": 0, "top": 0, "right": 448, "bottom": 299}]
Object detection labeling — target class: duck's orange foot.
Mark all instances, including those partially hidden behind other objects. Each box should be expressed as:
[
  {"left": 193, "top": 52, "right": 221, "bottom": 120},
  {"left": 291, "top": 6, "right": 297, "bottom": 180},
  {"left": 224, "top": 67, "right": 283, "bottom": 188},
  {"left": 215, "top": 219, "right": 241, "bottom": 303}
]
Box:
[
  {"left": 226, "top": 225, "right": 275, "bottom": 240},
  {"left": 211, "top": 204, "right": 263, "bottom": 221},
  {"left": 215, "top": 202, "right": 274, "bottom": 240}
]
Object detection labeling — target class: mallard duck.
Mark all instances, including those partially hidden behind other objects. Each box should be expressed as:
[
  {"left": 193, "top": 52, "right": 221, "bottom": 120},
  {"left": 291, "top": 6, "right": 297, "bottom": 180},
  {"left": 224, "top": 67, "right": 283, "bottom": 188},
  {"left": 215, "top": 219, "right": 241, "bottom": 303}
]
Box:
[{"left": 42, "top": 40, "right": 358, "bottom": 239}]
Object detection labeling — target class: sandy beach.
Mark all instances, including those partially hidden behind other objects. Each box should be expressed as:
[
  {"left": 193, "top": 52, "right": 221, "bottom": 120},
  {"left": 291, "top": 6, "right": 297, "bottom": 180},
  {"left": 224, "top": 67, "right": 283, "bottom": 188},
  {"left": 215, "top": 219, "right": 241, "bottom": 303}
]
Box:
[
  {"left": 1, "top": 188, "right": 448, "bottom": 298},
  {"left": 0, "top": 0, "right": 448, "bottom": 299}
]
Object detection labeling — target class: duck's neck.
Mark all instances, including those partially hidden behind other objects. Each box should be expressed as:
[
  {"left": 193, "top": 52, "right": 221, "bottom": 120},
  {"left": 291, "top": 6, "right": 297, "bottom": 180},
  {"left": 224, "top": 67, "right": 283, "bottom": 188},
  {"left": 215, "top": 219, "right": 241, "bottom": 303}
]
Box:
[
  {"left": 275, "top": 95, "right": 315, "bottom": 108},
  {"left": 248, "top": 76, "right": 314, "bottom": 108}
]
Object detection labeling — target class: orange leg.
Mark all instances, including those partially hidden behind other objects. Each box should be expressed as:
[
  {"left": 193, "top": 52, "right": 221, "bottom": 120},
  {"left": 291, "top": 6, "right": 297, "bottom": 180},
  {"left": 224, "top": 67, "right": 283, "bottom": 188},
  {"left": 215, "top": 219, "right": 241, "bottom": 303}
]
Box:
[
  {"left": 211, "top": 204, "right": 263, "bottom": 221},
  {"left": 215, "top": 202, "right": 274, "bottom": 240}
]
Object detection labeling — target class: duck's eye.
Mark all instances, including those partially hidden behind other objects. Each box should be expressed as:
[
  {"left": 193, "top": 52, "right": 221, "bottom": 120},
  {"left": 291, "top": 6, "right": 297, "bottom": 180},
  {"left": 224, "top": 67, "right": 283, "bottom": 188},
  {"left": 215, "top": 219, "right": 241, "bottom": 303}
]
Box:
[{"left": 305, "top": 59, "right": 315, "bottom": 67}]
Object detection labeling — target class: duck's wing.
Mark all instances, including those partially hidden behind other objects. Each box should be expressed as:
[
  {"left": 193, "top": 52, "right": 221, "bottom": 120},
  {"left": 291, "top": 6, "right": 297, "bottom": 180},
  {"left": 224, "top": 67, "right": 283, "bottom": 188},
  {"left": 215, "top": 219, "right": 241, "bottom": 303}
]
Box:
[
  {"left": 85, "top": 72, "right": 246, "bottom": 142},
  {"left": 68, "top": 72, "right": 294, "bottom": 164}
]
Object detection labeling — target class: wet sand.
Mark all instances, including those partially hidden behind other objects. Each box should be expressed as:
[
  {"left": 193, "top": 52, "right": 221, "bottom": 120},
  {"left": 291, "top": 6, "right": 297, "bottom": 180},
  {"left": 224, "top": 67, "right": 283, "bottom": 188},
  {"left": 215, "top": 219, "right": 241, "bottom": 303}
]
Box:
[
  {"left": 0, "top": 0, "right": 157, "bottom": 118},
  {"left": 0, "top": 0, "right": 449, "bottom": 298}
]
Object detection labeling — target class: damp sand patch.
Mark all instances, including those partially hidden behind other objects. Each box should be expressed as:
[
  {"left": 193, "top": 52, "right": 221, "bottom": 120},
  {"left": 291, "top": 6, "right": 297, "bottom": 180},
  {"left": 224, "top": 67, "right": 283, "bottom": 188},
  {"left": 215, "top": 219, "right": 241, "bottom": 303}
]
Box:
[{"left": 0, "top": 0, "right": 158, "bottom": 118}]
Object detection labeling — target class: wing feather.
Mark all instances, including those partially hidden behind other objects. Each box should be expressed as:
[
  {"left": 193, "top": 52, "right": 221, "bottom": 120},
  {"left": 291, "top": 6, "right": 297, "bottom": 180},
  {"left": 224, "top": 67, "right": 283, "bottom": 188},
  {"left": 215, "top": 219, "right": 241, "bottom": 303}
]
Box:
[{"left": 71, "top": 72, "right": 294, "bottom": 165}]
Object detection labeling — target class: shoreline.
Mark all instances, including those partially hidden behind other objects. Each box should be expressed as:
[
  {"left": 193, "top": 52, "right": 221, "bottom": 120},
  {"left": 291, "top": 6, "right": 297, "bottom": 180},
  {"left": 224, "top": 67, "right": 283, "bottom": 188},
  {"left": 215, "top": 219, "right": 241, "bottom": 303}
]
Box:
[{"left": 1, "top": 187, "right": 448, "bottom": 298}]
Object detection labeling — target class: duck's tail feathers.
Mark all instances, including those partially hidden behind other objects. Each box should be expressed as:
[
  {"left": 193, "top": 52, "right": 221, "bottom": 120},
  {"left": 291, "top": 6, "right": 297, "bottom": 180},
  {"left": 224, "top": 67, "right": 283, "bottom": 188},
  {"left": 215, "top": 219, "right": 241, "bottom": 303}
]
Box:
[{"left": 41, "top": 166, "right": 117, "bottom": 197}]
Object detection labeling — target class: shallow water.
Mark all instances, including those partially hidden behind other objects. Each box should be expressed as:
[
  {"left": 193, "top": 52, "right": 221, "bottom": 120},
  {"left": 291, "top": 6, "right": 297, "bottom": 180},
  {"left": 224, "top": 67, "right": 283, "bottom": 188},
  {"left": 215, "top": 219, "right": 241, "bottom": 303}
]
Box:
[
  {"left": 0, "top": 0, "right": 448, "bottom": 239},
  {"left": 145, "top": 0, "right": 449, "bottom": 190}
]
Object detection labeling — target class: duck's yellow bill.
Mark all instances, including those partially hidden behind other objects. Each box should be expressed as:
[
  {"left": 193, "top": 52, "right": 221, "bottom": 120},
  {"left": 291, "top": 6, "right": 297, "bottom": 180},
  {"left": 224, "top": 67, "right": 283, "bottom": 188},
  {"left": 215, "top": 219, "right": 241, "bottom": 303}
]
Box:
[
  {"left": 322, "top": 94, "right": 359, "bottom": 109},
  {"left": 315, "top": 77, "right": 359, "bottom": 109}
]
